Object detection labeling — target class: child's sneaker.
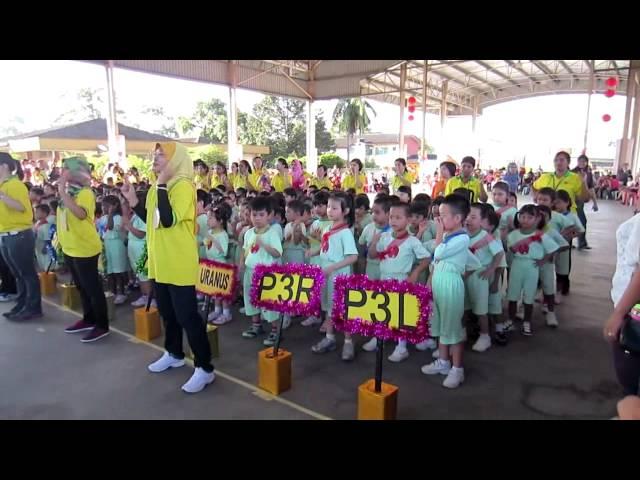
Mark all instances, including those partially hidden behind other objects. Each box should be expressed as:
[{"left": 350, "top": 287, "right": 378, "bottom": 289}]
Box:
[
  {"left": 212, "top": 312, "right": 233, "bottom": 325},
  {"left": 114, "top": 294, "right": 127, "bottom": 305},
  {"left": 542, "top": 303, "right": 549, "bottom": 314},
  {"left": 341, "top": 341, "right": 355, "bottom": 361},
  {"left": 242, "top": 324, "right": 264, "bottom": 339},
  {"left": 415, "top": 338, "right": 437, "bottom": 351},
  {"left": 545, "top": 311, "right": 558, "bottom": 328},
  {"left": 503, "top": 320, "right": 514, "bottom": 332},
  {"left": 388, "top": 345, "right": 409, "bottom": 363},
  {"left": 432, "top": 349, "right": 440, "bottom": 359},
  {"left": 311, "top": 337, "right": 337, "bottom": 354},
  {"left": 362, "top": 337, "right": 378, "bottom": 352},
  {"left": 472, "top": 334, "right": 492, "bottom": 352},
  {"left": 239, "top": 307, "right": 246, "bottom": 315},
  {"left": 443, "top": 367, "right": 464, "bottom": 388},
  {"left": 282, "top": 315, "right": 292, "bottom": 330},
  {"left": 421, "top": 358, "right": 451, "bottom": 375},
  {"left": 521, "top": 321, "right": 533, "bottom": 336},
  {"left": 495, "top": 331, "right": 508, "bottom": 346},
  {"left": 263, "top": 332, "right": 279, "bottom": 346},
  {"left": 131, "top": 295, "right": 148, "bottom": 308},
  {"left": 207, "top": 310, "right": 222, "bottom": 323},
  {"left": 301, "top": 316, "right": 321, "bottom": 327}
]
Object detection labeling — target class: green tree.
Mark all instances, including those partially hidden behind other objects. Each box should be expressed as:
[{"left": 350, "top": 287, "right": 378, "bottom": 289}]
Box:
[
  {"left": 178, "top": 98, "right": 228, "bottom": 143},
  {"left": 332, "top": 98, "right": 376, "bottom": 161},
  {"left": 141, "top": 106, "right": 178, "bottom": 138},
  {"left": 55, "top": 88, "right": 124, "bottom": 125},
  {"left": 187, "top": 145, "right": 227, "bottom": 167},
  {"left": 315, "top": 111, "right": 335, "bottom": 154},
  {"left": 319, "top": 153, "right": 345, "bottom": 169},
  {"left": 364, "top": 158, "right": 378, "bottom": 169}
]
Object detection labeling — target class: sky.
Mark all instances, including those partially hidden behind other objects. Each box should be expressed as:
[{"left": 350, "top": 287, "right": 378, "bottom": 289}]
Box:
[{"left": 0, "top": 60, "right": 627, "bottom": 170}]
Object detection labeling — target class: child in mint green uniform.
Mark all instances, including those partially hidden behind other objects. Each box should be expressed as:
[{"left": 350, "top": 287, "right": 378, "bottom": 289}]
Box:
[
  {"left": 553, "top": 190, "right": 585, "bottom": 301},
  {"left": 196, "top": 189, "right": 211, "bottom": 260},
  {"left": 465, "top": 203, "right": 505, "bottom": 353},
  {"left": 281, "top": 200, "right": 308, "bottom": 329},
  {"left": 205, "top": 203, "right": 234, "bottom": 326},
  {"left": 308, "top": 192, "right": 358, "bottom": 361},
  {"left": 366, "top": 202, "right": 430, "bottom": 363},
  {"left": 506, "top": 204, "right": 560, "bottom": 337},
  {"left": 102, "top": 195, "right": 128, "bottom": 304},
  {"left": 421, "top": 194, "right": 473, "bottom": 390},
  {"left": 34, "top": 205, "right": 52, "bottom": 272},
  {"left": 358, "top": 195, "right": 392, "bottom": 282},
  {"left": 240, "top": 197, "right": 283, "bottom": 346}
]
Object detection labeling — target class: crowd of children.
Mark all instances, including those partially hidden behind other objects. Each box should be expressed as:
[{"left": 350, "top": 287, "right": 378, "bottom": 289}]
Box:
[{"left": 23, "top": 154, "right": 587, "bottom": 390}]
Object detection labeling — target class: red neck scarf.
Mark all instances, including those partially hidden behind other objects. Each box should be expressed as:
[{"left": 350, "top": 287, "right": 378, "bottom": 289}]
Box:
[
  {"left": 377, "top": 230, "right": 410, "bottom": 260},
  {"left": 320, "top": 222, "right": 349, "bottom": 253},
  {"left": 510, "top": 230, "right": 543, "bottom": 254},
  {"left": 470, "top": 232, "right": 494, "bottom": 254}
]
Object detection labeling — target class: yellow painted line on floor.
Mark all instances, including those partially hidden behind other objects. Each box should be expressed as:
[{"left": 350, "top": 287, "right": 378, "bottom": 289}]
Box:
[{"left": 41, "top": 297, "right": 331, "bottom": 420}]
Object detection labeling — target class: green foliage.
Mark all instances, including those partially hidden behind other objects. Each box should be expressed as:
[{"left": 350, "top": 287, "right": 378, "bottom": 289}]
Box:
[
  {"left": 187, "top": 145, "right": 227, "bottom": 167},
  {"left": 141, "top": 105, "right": 178, "bottom": 138},
  {"left": 319, "top": 153, "right": 345, "bottom": 169},
  {"left": 315, "top": 111, "right": 335, "bottom": 154},
  {"left": 127, "top": 155, "right": 153, "bottom": 179},
  {"left": 178, "top": 98, "right": 228, "bottom": 143},
  {"left": 364, "top": 158, "right": 378, "bottom": 169}
]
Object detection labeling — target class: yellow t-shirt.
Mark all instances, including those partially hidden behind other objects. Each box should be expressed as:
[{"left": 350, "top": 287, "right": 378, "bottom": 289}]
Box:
[
  {"left": 444, "top": 175, "right": 482, "bottom": 202},
  {"left": 342, "top": 173, "right": 366, "bottom": 194},
  {"left": 533, "top": 171, "right": 584, "bottom": 213},
  {"left": 210, "top": 174, "right": 227, "bottom": 190},
  {"left": 194, "top": 174, "right": 207, "bottom": 190},
  {"left": 57, "top": 188, "right": 102, "bottom": 258},
  {"left": 248, "top": 169, "right": 271, "bottom": 191},
  {"left": 309, "top": 176, "right": 333, "bottom": 190},
  {"left": 233, "top": 174, "right": 249, "bottom": 191},
  {"left": 0, "top": 177, "right": 33, "bottom": 233},
  {"left": 146, "top": 180, "right": 198, "bottom": 286},
  {"left": 272, "top": 173, "right": 292, "bottom": 193},
  {"left": 228, "top": 173, "right": 238, "bottom": 189},
  {"left": 391, "top": 171, "right": 415, "bottom": 192}
]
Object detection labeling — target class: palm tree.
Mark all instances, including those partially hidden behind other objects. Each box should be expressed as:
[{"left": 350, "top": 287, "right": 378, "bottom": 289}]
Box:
[{"left": 332, "top": 98, "right": 376, "bottom": 162}]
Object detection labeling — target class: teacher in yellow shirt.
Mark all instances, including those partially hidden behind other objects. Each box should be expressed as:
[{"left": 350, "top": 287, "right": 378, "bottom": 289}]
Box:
[
  {"left": 307, "top": 164, "right": 333, "bottom": 190},
  {"left": 532, "top": 150, "right": 589, "bottom": 214},
  {"left": 0, "top": 153, "right": 42, "bottom": 321},
  {"left": 123, "top": 142, "right": 215, "bottom": 394},
  {"left": 391, "top": 157, "right": 415, "bottom": 194},
  {"left": 248, "top": 156, "right": 271, "bottom": 192},
  {"left": 342, "top": 158, "right": 367, "bottom": 194},
  {"left": 272, "top": 157, "right": 292, "bottom": 193},
  {"left": 444, "top": 156, "right": 488, "bottom": 202}
]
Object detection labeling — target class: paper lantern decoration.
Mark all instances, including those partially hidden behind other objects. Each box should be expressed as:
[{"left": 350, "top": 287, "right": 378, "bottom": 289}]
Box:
[
  {"left": 408, "top": 105, "right": 416, "bottom": 113},
  {"left": 605, "top": 89, "right": 615, "bottom": 98},
  {"left": 602, "top": 114, "right": 611, "bottom": 122},
  {"left": 408, "top": 115, "right": 414, "bottom": 121},
  {"left": 606, "top": 77, "right": 618, "bottom": 88},
  {"left": 408, "top": 96, "right": 416, "bottom": 104}
]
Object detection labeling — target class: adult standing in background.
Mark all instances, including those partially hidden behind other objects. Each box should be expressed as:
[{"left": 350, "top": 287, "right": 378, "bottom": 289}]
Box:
[
  {"left": 248, "top": 156, "right": 271, "bottom": 192},
  {"left": 444, "top": 156, "right": 488, "bottom": 202},
  {"left": 342, "top": 158, "right": 366, "bottom": 194},
  {"left": 532, "top": 151, "right": 589, "bottom": 214},
  {"left": 502, "top": 162, "right": 520, "bottom": 193},
  {"left": 432, "top": 161, "right": 456, "bottom": 198},
  {"left": 572, "top": 154, "right": 599, "bottom": 250},
  {"left": 391, "top": 157, "right": 414, "bottom": 194}
]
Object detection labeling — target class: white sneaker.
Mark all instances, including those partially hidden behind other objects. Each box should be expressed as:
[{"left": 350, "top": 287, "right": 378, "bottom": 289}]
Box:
[
  {"left": 546, "top": 311, "right": 559, "bottom": 328},
  {"left": 443, "top": 367, "right": 465, "bottom": 388},
  {"left": 542, "top": 303, "right": 549, "bottom": 314},
  {"left": 282, "top": 315, "right": 292, "bottom": 330},
  {"left": 415, "top": 338, "right": 437, "bottom": 351},
  {"left": 421, "top": 358, "right": 451, "bottom": 375},
  {"left": 150, "top": 299, "right": 157, "bottom": 308},
  {"left": 388, "top": 346, "right": 409, "bottom": 363},
  {"left": 148, "top": 352, "right": 185, "bottom": 373},
  {"left": 362, "top": 337, "right": 378, "bottom": 352},
  {"left": 181, "top": 368, "right": 216, "bottom": 393},
  {"left": 208, "top": 310, "right": 222, "bottom": 322},
  {"left": 432, "top": 349, "right": 440, "bottom": 359},
  {"left": 114, "top": 294, "right": 127, "bottom": 305},
  {"left": 301, "top": 316, "right": 321, "bottom": 327},
  {"left": 212, "top": 312, "right": 233, "bottom": 325},
  {"left": 239, "top": 307, "right": 246, "bottom": 314},
  {"left": 472, "top": 334, "right": 492, "bottom": 352},
  {"left": 503, "top": 320, "right": 514, "bottom": 332},
  {"left": 131, "top": 295, "right": 147, "bottom": 308}
]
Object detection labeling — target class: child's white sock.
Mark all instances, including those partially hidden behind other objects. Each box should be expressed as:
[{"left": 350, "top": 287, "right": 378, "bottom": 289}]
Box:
[
  {"left": 326, "top": 333, "right": 336, "bottom": 341},
  {"left": 397, "top": 339, "right": 407, "bottom": 351},
  {"left": 214, "top": 304, "right": 222, "bottom": 314},
  {"left": 344, "top": 338, "right": 353, "bottom": 344},
  {"left": 222, "top": 307, "right": 230, "bottom": 316},
  {"left": 495, "top": 322, "right": 504, "bottom": 333}
]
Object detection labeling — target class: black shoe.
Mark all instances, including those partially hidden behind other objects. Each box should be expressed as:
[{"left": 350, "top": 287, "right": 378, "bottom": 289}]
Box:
[
  {"left": 3, "top": 309, "right": 23, "bottom": 319},
  {"left": 495, "top": 331, "right": 508, "bottom": 346},
  {"left": 12, "top": 311, "right": 43, "bottom": 321}
]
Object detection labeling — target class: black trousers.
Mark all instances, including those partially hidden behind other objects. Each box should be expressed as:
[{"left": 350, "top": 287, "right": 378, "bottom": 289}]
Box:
[
  {"left": 0, "top": 229, "right": 41, "bottom": 314},
  {"left": 66, "top": 254, "right": 109, "bottom": 330},
  {"left": 154, "top": 282, "right": 213, "bottom": 372},
  {"left": 576, "top": 201, "right": 588, "bottom": 248},
  {"left": 612, "top": 342, "right": 640, "bottom": 396},
  {"left": 0, "top": 249, "right": 16, "bottom": 295}
]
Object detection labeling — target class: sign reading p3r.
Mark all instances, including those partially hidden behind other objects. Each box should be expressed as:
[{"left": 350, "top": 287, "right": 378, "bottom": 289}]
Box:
[
  {"left": 332, "top": 274, "right": 432, "bottom": 344},
  {"left": 250, "top": 264, "right": 325, "bottom": 317}
]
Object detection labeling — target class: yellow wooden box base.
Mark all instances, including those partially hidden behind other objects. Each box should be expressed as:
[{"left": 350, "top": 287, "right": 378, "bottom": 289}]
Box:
[
  {"left": 257, "top": 348, "right": 292, "bottom": 395},
  {"left": 61, "top": 284, "right": 81, "bottom": 311},
  {"left": 357, "top": 379, "right": 399, "bottom": 420},
  {"left": 187, "top": 324, "right": 219, "bottom": 359},
  {"left": 38, "top": 272, "right": 57, "bottom": 296},
  {"left": 134, "top": 307, "right": 162, "bottom": 341}
]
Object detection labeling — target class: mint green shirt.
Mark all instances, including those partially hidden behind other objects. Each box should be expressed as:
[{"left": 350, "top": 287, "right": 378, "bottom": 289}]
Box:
[
  {"left": 243, "top": 227, "right": 283, "bottom": 269},
  {"left": 376, "top": 232, "right": 429, "bottom": 278},
  {"left": 468, "top": 229, "right": 504, "bottom": 267},
  {"left": 205, "top": 229, "right": 229, "bottom": 263},
  {"left": 507, "top": 230, "right": 560, "bottom": 261}
]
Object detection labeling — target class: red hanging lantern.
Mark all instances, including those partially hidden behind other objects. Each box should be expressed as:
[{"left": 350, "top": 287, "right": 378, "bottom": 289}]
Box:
[
  {"left": 408, "top": 105, "right": 416, "bottom": 113},
  {"left": 606, "top": 77, "right": 618, "bottom": 88},
  {"left": 605, "top": 89, "right": 615, "bottom": 98},
  {"left": 408, "top": 96, "right": 416, "bottom": 104},
  {"left": 602, "top": 114, "right": 611, "bottom": 122},
  {"left": 408, "top": 115, "right": 414, "bottom": 121}
]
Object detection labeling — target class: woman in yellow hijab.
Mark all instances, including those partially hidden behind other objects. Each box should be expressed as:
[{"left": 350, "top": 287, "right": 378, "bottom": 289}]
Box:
[{"left": 122, "top": 142, "right": 215, "bottom": 394}]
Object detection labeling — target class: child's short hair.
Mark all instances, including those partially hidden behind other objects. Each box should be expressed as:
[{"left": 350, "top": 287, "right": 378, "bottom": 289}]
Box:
[
  {"left": 413, "top": 193, "right": 431, "bottom": 204},
  {"left": 283, "top": 187, "right": 297, "bottom": 198},
  {"left": 514, "top": 204, "right": 545, "bottom": 230},
  {"left": 102, "top": 194, "right": 123, "bottom": 215},
  {"left": 312, "top": 190, "right": 330, "bottom": 206},
  {"left": 355, "top": 193, "right": 370, "bottom": 211},
  {"left": 49, "top": 199, "right": 59, "bottom": 211},
  {"left": 387, "top": 195, "right": 400, "bottom": 203},
  {"left": 286, "top": 200, "right": 305, "bottom": 216},
  {"left": 555, "top": 189, "right": 572, "bottom": 208},
  {"left": 432, "top": 196, "right": 444, "bottom": 207},
  {"left": 442, "top": 193, "right": 470, "bottom": 220},
  {"left": 485, "top": 207, "right": 500, "bottom": 233},
  {"left": 537, "top": 204, "right": 552, "bottom": 221},
  {"left": 302, "top": 202, "right": 312, "bottom": 215},
  {"left": 509, "top": 192, "right": 518, "bottom": 204},
  {"left": 31, "top": 187, "right": 44, "bottom": 197},
  {"left": 345, "top": 188, "right": 357, "bottom": 196},
  {"left": 235, "top": 187, "right": 247, "bottom": 198},
  {"left": 492, "top": 181, "right": 510, "bottom": 195},
  {"left": 196, "top": 189, "right": 211, "bottom": 207},
  {"left": 271, "top": 192, "right": 286, "bottom": 209},
  {"left": 249, "top": 196, "right": 273, "bottom": 214},
  {"left": 409, "top": 201, "right": 429, "bottom": 218},
  {"left": 329, "top": 191, "right": 355, "bottom": 227},
  {"left": 470, "top": 202, "right": 491, "bottom": 219},
  {"left": 373, "top": 195, "right": 392, "bottom": 213},
  {"left": 215, "top": 184, "right": 227, "bottom": 193},
  {"left": 36, "top": 204, "right": 51, "bottom": 216},
  {"left": 453, "top": 187, "right": 473, "bottom": 203},
  {"left": 397, "top": 185, "right": 412, "bottom": 200},
  {"left": 461, "top": 156, "right": 476, "bottom": 168},
  {"left": 390, "top": 201, "right": 411, "bottom": 217},
  {"left": 537, "top": 187, "right": 557, "bottom": 201}
]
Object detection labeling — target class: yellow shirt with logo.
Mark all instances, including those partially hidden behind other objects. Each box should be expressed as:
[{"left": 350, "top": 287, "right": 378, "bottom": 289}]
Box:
[
  {"left": 146, "top": 180, "right": 198, "bottom": 286},
  {"left": 248, "top": 169, "right": 271, "bottom": 191},
  {"left": 57, "top": 188, "right": 102, "bottom": 258},
  {"left": 309, "top": 176, "right": 333, "bottom": 190},
  {"left": 0, "top": 178, "right": 33, "bottom": 233},
  {"left": 342, "top": 173, "right": 366, "bottom": 194},
  {"left": 391, "top": 171, "right": 415, "bottom": 192},
  {"left": 272, "top": 172, "right": 292, "bottom": 192},
  {"left": 533, "top": 171, "right": 584, "bottom": 213},
  {"left": 233, "top": 174, "right": 249, "bottom": 191},
  {"left": 444, "top": 175, "right": 482, "bottom": 202}
]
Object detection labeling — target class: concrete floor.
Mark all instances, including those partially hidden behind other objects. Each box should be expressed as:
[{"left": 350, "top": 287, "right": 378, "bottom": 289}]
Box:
[{"left": 0, "top": 197, "right": 630, "bottom": 419}]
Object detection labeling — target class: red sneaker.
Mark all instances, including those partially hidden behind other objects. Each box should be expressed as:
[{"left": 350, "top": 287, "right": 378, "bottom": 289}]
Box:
[
  {"left": 64, "top": 320, "right": 94, "bottom": 334},
  {"left": 80, "top": 327, "right": 110, "bottom": 343}
]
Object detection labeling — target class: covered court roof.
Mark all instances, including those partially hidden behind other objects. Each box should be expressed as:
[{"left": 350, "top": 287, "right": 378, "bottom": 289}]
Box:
[{"left": 89, "top": 60, "right": 630, "bottom": 115}]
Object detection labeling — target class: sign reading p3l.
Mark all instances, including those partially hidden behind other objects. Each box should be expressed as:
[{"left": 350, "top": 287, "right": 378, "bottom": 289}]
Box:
[
  {"left": 196, "top": 259, "right": 238, "bottom": 302},
  {"left": 332, "top": 274, "right": 432, "bottom": 344},
  {"left": 250, "top": 263, "right": 325, "bottom": 317}
]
